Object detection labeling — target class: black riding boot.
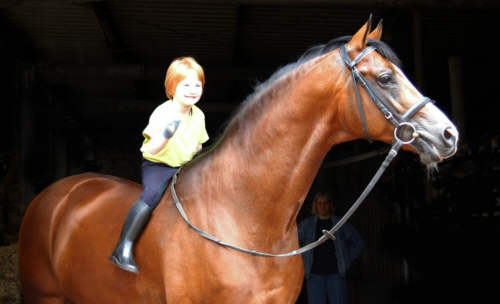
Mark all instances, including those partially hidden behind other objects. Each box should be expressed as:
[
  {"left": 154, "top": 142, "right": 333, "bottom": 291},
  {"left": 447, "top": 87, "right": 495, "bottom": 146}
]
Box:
[{"left": 109, "top": 199, "right": 153, "bottom": 274}]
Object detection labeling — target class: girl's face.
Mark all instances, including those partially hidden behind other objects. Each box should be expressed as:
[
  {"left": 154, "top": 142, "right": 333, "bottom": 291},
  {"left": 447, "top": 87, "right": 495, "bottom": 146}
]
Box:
[{"left": 173, "top": 71, "right": 203, "bottom": 107}]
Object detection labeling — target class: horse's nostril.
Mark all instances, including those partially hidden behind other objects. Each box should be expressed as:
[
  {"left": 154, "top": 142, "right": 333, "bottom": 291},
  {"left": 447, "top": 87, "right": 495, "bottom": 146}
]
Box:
[
  {"left": 444, "top": 128, "right": 453, "bottom": 140},
  {"left": 442, "top": 127, "right": 457, "bottom": 146}
]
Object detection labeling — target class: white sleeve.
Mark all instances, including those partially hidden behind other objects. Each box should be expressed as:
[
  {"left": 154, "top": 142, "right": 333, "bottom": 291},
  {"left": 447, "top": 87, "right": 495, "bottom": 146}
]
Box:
[{"left": 143, "top": 103, "right": 174, "bottom": 138}]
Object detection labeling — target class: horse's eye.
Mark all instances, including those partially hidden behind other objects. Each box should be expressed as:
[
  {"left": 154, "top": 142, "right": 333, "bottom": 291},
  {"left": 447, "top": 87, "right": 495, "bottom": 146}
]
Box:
[{"left": 377, "top": 73, "right": 394, "bottom": 87}]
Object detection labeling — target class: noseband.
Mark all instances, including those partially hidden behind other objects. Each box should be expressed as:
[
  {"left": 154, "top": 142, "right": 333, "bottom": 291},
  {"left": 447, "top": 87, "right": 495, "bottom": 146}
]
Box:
[{"left": 170, "top": 44, "right": 433, "bottom": 257}]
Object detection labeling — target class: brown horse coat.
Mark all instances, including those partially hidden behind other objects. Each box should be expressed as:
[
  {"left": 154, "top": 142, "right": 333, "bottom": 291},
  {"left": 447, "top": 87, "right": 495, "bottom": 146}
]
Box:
[{"left": 18, "top": 19, "right": 458, "bottom": 303}]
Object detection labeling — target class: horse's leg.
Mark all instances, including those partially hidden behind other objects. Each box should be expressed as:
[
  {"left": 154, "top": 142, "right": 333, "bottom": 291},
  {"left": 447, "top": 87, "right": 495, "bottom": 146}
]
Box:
[{"left": 19, "top": 245, "right": 67, "bottom": 304}]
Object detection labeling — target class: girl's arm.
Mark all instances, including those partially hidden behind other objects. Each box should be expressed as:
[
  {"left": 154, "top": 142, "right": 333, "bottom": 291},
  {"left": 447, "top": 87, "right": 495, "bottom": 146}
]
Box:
[
  {"left": 143, "top": 119, "right": 181, "bottom": 155},
  {"left": 143, "top": 135, "right": 168, "bottom": 155}
]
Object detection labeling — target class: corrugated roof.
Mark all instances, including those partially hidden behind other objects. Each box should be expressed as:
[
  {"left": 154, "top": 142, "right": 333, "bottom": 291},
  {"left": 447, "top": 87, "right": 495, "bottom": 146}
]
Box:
[
  {"left": 2, "top": 0, "right": 499, "bottom": 120},
  {"left": 5, "top": 2, "right": 109, "bottom": 63},
  {"left": 2, "top": 1, "right": 496, "bottom": 66}
]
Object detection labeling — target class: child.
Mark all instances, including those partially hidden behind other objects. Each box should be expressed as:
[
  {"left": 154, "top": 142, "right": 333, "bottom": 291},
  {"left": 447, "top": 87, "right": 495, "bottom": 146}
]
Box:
[{"left": 109, "top": 57, "right": 209, "bottom": 274}]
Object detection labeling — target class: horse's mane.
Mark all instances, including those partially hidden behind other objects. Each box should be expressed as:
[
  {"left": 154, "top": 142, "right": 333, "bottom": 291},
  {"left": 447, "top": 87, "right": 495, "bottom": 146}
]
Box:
[
  {"left": 245, "top": 36, "right": 401, "bottom": 106},
  {"left": 195, "top": 36, "right": 401, "bottom": 160}
]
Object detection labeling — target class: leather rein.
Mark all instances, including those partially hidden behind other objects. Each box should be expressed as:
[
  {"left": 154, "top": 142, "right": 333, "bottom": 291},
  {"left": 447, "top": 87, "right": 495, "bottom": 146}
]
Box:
[{"left": 170, "top": 44, "right": 433, "bottom": 257}]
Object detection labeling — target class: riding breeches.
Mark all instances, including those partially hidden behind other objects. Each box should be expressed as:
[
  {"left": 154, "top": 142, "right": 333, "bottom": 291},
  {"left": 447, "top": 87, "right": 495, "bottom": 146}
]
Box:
[{"left": 139, "top": 159, "right": 178, "bottom": 208}]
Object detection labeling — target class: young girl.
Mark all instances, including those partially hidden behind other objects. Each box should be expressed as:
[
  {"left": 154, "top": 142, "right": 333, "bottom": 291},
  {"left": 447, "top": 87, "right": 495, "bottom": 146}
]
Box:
[{"left": 109, "top": 57, "right": 209, "bottom": 274}]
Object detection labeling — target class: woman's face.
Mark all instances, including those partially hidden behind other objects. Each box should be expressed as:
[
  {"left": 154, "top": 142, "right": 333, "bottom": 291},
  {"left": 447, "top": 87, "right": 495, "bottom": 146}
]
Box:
[
  {"left": 315, "top": 196, "right": 332, "bottom": 219},
  {"left": 173, "top": 71, "right": 203, "bottom": 106}
]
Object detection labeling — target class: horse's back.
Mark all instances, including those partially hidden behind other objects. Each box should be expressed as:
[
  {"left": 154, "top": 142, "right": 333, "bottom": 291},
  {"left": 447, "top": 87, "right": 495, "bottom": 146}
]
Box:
[
  {"left": 18, "top": 169, "right": 303, "bottom": 303},
  {"left": 18, "top": 173, "right": 143, "bottom": 302}
]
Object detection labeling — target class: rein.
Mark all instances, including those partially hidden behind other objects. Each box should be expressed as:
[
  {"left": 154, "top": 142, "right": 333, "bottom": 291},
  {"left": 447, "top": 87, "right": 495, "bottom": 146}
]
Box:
[{"left": 170, "top": 44, "right": 432, "bottom": 257}]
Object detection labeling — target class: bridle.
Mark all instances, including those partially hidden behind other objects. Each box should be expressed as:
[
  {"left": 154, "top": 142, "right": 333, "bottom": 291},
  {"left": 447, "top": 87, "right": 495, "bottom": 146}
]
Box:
[
  {"left": 339, "top": 44, "right": 433, "bottom": 145},
  {"left": 170, "top": 44, "right": 433, "bottom": 257}
]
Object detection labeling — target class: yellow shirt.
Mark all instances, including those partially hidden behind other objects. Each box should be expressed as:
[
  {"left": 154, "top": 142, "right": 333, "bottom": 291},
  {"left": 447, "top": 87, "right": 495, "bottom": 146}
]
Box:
[{"left": 140, "top": 101, "right": 209, "bottom": 167}]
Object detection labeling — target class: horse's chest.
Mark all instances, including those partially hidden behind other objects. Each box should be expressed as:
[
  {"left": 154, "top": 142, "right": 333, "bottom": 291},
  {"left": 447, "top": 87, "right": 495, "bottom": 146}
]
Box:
[{"left": 138, "top": 289, "right": 165, "bottom": 304}]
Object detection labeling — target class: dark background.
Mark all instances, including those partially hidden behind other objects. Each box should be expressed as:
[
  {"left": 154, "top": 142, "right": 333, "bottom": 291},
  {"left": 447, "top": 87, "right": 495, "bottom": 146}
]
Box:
[{"left": 1, "top": 1, "right": 499, "bottom": 303}]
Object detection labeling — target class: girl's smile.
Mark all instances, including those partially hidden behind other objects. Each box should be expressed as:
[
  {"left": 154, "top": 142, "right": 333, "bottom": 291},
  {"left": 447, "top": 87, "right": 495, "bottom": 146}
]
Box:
[{"left": 173, "top": 71, "right": 203, "bottom": 107}]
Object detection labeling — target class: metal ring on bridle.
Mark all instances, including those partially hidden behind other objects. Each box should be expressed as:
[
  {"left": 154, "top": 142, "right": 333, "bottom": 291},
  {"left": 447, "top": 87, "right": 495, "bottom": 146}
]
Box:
[{"left": 394, "top": 122, "right": 418, "bottom": 145}]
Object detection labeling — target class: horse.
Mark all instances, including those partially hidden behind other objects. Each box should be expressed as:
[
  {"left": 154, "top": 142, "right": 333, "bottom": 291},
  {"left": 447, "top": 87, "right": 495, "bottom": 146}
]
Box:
[{"left": 18, "top": 17, "right": 458, "bottom": 303}]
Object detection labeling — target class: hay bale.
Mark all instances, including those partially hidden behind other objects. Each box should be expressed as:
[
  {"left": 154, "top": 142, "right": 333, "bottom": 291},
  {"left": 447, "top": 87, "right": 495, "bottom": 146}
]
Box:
[{"left": 0, "top": 243, "right": 21, "bottom": 304}]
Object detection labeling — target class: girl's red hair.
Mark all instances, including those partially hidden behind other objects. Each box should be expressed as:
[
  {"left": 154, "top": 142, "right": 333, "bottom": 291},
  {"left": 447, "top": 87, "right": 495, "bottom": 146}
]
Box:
[{"left": 164, "top": 57, "right": 205, "bottom": 99}]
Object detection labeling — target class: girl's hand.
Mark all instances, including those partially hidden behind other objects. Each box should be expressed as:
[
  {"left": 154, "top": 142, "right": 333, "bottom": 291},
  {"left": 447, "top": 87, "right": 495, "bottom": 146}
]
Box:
[
  {"left": 195, "top": 144, "right": 202, "bottom": 154},
  {"left": 145, "top": 119, "right": 181, "bottom": 155},
  {"left": 163, "top": 120, "right": 181, "bottom": 138}
]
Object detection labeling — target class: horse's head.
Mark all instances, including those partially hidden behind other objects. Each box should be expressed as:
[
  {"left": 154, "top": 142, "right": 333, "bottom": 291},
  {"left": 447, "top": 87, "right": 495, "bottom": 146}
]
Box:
[{"left": 339, "top": 16, "right": 458, "bottom": 167}]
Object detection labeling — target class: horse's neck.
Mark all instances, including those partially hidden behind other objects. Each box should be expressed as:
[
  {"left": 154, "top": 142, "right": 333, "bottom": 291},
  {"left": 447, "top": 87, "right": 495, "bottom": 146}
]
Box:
[{"left": 194, "top": 55, "right": 349, "bottom": 236}]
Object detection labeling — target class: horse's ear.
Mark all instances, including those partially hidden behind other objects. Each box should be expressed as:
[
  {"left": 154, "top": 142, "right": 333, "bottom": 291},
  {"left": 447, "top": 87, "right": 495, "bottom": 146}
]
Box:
[
  {"left": 347, "top": 14, "right": 373, "bottom": 51},
  {"left": 368, "top": 19, "right": 383, "bottom": 41}
]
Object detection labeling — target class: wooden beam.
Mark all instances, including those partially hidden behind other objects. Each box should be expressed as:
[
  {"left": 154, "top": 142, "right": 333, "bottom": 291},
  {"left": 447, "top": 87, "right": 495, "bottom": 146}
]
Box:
[
  {"left": 2, "top": 0, "right": 498, "bottom": 9},
  {"left": 90, "top": 1, "right": 137, "bottom": 63}
]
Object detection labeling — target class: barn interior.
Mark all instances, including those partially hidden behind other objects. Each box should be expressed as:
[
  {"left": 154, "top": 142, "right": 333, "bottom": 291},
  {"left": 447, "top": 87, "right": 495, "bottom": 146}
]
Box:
[{"left": 1, "top": 0, "right": 499, "bottom": 303}]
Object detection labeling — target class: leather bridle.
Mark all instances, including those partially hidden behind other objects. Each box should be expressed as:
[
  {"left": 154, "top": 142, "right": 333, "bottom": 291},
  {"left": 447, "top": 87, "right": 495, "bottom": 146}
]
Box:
[
  {"left": 170, "top": 44, "right": 433, "bottom": 257},
  {"left": 339, "top": 44, "right": 434, "bottom": 145}
]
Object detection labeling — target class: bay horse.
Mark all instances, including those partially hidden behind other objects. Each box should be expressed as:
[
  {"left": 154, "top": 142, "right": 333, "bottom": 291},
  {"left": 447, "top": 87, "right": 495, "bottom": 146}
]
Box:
[{"left": 19, "top": 18, "right": 458, "bottom": 303}]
